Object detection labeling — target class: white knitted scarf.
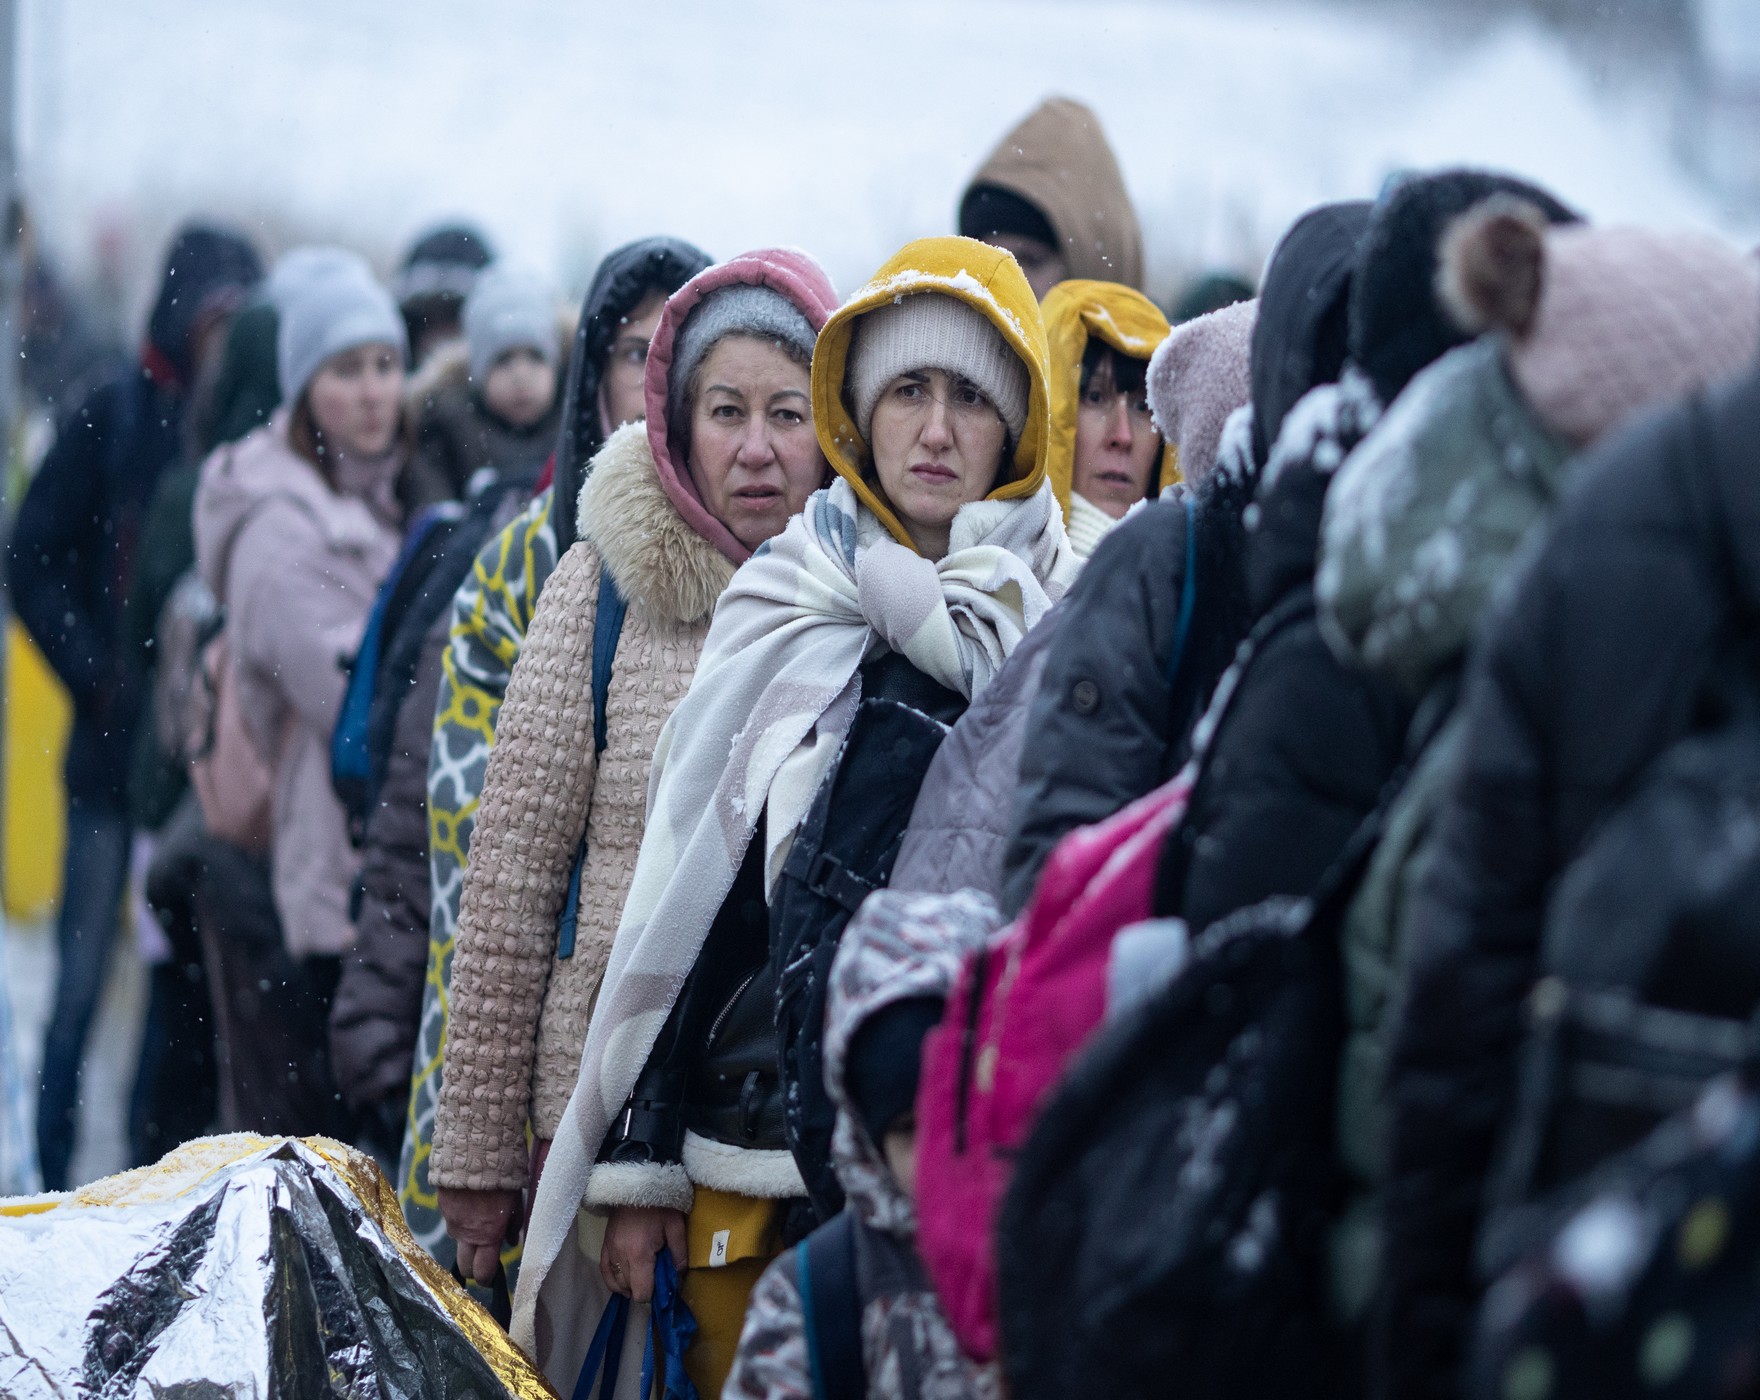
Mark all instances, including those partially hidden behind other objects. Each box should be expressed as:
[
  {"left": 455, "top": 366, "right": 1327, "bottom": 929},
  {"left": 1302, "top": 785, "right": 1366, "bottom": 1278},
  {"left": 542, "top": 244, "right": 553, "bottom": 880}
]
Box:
[{"left": 512, "top": 475, "right": 1073, "bottom": 1370}]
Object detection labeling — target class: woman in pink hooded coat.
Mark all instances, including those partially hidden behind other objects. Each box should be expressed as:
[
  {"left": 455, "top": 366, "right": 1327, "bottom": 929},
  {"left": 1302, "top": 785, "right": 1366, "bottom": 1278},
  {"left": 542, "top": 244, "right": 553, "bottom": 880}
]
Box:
[{"left": 429, "top": 254, "right": 839, "bottom": 1379}]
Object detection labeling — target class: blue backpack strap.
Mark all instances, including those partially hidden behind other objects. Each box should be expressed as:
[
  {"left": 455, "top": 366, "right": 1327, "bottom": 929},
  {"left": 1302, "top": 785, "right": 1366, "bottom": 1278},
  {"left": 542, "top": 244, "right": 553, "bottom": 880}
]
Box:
[
  {"left": 798, "top": 1211, "right": 864, "bottom": 1400},
  {"left": 1163, "top": 495, "right": 1199, "bottom": 687},
  {"left": 571, "top": 1293, "right": 630, "bottom": 1400},
  {"left": 558, "top": 564, "right": 628, "bottom": 959}
]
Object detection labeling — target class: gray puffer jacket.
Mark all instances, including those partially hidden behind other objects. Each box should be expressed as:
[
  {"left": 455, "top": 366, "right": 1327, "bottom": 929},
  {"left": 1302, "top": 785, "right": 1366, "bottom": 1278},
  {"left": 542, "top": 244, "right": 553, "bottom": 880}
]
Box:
[
  {"left": 889, "top": 607, "right": 1063, "bottom": 902},
  {"left": 724, "top": 889, "right": 1003, "bottom": 1400}
]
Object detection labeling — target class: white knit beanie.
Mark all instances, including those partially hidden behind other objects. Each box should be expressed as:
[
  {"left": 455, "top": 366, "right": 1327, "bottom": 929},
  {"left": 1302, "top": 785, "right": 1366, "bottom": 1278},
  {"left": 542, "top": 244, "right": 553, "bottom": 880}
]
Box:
[
  {"left": 846, "top": 293, "right": 1030, "bottom": 442},
  {"left": 276, "top": 255, "right": 407, "bottom": 406},
  {"left": 463, "top": 266, "right": 559, "bottom": 385}
]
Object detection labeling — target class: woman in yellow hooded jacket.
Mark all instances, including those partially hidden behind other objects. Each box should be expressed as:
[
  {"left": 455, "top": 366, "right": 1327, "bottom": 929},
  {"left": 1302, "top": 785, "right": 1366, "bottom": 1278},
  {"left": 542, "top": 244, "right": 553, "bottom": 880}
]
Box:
[
  {"left": 509, "top": 237, "right": 1076, "bottom": 1397},
  {"left": 1041, "top": 278, "right": 1178, "bottom": 558}
]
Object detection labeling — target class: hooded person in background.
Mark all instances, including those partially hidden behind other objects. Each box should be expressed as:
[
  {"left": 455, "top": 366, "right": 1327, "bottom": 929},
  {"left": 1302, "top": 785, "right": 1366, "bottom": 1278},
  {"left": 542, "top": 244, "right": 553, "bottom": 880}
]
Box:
[
  {"left": 958, "top": 96, "right": 1144, "bottom": 298},
  {"left": 396, "top": 237, "right": 711, "bottom": 1271},
  {"left": 404, "top": 265, "right": 564, "bottom": 507},
  {"left": 7, "top": 221, "right": 262, "bottom": 1190},
  {"left": 724, "top": 890, "right": 1002, "bottom": 1400},
  {"left": 1041, "top": 279, "right": 1176, "bottom": 558},
  {"left": 395, "top": 222, "right": 494, "bottom": 367}
]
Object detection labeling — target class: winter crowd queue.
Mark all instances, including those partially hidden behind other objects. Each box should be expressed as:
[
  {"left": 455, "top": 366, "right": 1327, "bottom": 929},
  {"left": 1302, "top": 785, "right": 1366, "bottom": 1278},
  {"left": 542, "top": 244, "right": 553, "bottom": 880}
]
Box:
[{"left": 9, "top": 91, "right": 1760, "bottom": 1399}]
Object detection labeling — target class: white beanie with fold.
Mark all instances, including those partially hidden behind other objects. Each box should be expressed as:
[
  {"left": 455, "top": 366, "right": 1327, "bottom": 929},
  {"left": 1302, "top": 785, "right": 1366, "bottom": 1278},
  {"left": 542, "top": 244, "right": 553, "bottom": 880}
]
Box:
[{"left": 846, "top": 292, "right": 1030, "bottom": 442}]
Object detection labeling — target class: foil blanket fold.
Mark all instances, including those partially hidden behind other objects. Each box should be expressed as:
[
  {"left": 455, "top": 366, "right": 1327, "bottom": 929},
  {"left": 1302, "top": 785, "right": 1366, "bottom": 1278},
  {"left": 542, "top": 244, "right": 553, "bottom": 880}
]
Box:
[{"left": 0, "top": 1133, "right": 556, "bottom": 1399}]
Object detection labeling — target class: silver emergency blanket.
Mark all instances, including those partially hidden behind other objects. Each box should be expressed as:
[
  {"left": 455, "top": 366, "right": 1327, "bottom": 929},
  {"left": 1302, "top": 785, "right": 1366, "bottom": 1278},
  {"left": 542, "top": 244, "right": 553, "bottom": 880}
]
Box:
[{"left": 0, "top": 1134, "right": 555, "bottom": 1399}]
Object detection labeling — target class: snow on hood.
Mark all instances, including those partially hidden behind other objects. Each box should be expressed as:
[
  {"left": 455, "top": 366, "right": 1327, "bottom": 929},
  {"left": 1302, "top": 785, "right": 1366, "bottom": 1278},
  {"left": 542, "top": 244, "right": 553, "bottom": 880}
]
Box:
[{"left": 824, "top": 888, "right": 1003, "bottom": 1238}]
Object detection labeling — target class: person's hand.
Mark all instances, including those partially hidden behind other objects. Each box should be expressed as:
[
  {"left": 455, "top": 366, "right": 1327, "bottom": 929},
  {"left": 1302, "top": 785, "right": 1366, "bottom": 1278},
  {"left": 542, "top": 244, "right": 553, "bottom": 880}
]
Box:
[
  {"left": 600, "top": 1205, "right": 688, "bottom": 1302},
  {"left": 438, "top": 1186, "right": 520, "bottom": 1285}
]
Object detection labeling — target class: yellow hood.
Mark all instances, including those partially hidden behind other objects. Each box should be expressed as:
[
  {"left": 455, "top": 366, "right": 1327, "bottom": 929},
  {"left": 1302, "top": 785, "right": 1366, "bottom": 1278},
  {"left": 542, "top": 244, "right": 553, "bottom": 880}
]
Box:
[
  {"left": 812, "top": 235, "right": 1050, "bottom": 552},
  {"left": 1041, "top": 279, "right": 1179, "bottom": 515}
]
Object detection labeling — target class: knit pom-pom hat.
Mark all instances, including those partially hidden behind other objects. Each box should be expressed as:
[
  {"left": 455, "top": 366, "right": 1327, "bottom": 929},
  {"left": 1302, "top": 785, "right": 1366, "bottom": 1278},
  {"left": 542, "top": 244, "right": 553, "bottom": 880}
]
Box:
[
  {"left": 846, "top": 292, "right": 1031, "bottom": 443},
  {"left": 1437, "top": 199, "right": 1760, "bottom": 446}
]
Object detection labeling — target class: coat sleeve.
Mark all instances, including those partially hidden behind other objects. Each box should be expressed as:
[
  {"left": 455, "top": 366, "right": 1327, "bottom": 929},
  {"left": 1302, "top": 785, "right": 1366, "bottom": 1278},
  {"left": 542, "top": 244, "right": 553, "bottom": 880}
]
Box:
[
  {"left": 723, "top": 1250, "right": 813, "bottom": 1400},
  {"left": 330, "top": 617, "right": 447, "bottom": 1114},
  {"left": 430, "top": 541, "right": 601, "bottom": 1192},
  {"left": 226, "top": 500, "right": 374, "bottom": 740},
  {"left": 1001, "top": 500, "right": 1189, "bottom": 916},
  {"left": 6, "top": 381, "right": 118, "bottom": 706},
  {"left": 891, "top": 613, "right": 1055, "bottom": 901}
]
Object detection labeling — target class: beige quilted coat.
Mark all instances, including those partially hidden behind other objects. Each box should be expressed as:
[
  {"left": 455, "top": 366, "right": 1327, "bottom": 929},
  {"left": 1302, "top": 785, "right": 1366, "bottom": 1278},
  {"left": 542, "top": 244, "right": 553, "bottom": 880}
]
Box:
[{"left": 431, "top": 421, "right": 734, "bottom": 1191}]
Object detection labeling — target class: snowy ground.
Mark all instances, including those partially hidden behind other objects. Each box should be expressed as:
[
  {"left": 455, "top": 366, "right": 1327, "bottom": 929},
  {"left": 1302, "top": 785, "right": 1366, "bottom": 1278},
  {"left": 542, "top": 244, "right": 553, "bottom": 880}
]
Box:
[{"left": 16, "top": 0, "right": 1746, "bottom": 320}]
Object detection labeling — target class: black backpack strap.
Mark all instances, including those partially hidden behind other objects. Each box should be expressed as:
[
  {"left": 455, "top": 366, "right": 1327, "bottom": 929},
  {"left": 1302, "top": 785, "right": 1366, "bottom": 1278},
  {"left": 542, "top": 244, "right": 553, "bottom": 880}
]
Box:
[
  {"left": 797, "top": 1211, "right": 864, "bottom": 1400},
  {"left": 591, "top": 564, "right": 627, "bottom": 759},
  {"left": 558, "top": 563, "right": 628, "bottom": 959}
]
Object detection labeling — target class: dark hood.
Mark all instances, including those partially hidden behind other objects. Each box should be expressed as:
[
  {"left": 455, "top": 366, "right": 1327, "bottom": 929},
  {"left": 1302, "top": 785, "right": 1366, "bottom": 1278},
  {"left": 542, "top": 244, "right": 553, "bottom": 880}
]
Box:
[
  {"left": 550, "top": 236, "right": 712, "bottom": 555},
  {"left": 1249, "top": 201, "right": 1372, "bottom": 468},
  {"left": 146, "top": 224, "right": 263, "bottom": 387},
  {"left": 1348, "top": 168, "right": 1579, "bottom": 406}
]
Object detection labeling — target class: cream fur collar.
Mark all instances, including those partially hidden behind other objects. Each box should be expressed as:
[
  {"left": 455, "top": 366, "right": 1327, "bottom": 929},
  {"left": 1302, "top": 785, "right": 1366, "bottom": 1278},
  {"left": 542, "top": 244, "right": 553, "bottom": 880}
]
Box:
[{"left": 576, "top": 421, "right": 735, "bottom": 630}]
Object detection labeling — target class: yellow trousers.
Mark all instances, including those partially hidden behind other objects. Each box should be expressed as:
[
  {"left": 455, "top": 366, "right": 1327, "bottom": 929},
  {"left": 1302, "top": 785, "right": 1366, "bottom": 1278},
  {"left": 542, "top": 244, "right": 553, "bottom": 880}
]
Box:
[{"left": 677, "top": 1187, "right": 787, "bottom": 1397}]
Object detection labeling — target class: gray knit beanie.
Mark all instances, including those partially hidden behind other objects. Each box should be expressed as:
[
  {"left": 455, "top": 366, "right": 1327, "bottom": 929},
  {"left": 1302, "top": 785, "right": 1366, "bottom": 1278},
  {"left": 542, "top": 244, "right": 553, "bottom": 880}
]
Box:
[
  {"left": 846, "top": 293, "right": 1030, "bottom": 442},
  {"left": 463, "top": 266, "right": 559, "bottom": 385},
  {"left": 667, "top": 283, "right": 819, "bottom": 436},
  {"left": 276, "top": 255, "right": 407, "bottom": 406}
]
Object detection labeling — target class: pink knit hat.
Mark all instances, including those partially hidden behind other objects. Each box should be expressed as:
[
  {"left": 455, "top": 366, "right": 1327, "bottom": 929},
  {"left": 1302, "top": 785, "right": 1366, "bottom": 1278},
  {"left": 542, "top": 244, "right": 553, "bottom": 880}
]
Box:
[
  {"left": 1146, "top": 298, "right": 1258, "bottom": 484},
  {"left": 1439, "top": 201, "right": 1760, "bottom": 447},
  {"left": 642, "top": 248, "right": 840, "bottom": 565}
]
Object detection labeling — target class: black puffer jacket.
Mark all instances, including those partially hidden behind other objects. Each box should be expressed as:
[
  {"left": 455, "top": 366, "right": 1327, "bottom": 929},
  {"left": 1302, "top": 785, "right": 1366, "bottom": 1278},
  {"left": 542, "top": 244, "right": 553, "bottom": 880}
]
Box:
[
  {"left": 1000, "top": 201, "right": 1374, "bottom": 916},
  {"left": 1155, "top": 400, "right": 1413, "bottom": 933},
  {"left": 1375, "top": 365, "right": 1760, "bottom": 1400},
  {"left": 549, "top": 236, "right": 711, "bottom": 556}
]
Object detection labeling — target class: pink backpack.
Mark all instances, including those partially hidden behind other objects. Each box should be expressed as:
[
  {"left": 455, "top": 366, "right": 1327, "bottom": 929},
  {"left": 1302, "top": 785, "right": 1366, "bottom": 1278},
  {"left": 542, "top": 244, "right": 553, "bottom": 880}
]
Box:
[{"left": 913, "top": 771, "right": 1192, "bottom": 1360}]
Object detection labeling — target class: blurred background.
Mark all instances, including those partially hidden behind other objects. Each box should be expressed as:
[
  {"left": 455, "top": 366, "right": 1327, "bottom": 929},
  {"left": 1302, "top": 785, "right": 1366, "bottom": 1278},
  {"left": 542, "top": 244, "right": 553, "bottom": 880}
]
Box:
[{"left": 0, "top": 0, "right": 1756, "bottom": 1191}]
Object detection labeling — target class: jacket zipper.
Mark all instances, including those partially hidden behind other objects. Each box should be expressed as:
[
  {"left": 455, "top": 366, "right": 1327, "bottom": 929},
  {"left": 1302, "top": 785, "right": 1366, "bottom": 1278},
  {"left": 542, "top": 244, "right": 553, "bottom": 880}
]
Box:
[{"left": 705, "top": 968, "right": 760, "bottom": 1054}]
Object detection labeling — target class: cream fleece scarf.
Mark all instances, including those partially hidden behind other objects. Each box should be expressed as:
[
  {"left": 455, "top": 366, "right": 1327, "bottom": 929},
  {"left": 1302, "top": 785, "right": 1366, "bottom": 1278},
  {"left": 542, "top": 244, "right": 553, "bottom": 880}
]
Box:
[{"left": 511, "top": 475, "right": 1073, "bottom": 1375}]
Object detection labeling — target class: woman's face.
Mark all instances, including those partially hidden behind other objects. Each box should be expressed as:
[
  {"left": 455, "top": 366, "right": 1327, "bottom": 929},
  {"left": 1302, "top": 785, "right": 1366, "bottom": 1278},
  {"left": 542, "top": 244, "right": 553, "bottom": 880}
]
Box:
[
  {"left": 600, "top": 287, "right": 669, "bottom": 435},
  {"left": 1072, "top": 354, "right": 1160, "bottom": 519},
  {"left": 868, "top": 367, "right": 1009, "bottom": 559},
  {"left": 307, "top": 342, "right": 404, "bottom": 458},
  {"left": 686, "top": 335, "right": 825, "bottom": 552}
]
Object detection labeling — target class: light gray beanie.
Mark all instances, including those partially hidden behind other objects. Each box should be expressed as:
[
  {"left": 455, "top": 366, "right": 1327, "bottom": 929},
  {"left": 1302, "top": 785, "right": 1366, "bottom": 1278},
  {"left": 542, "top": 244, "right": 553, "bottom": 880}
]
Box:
[
  {"left": 846, "top": 293, "right": 1030, "bottom": 442},
  {"left": 666, "top": 283, "right": 818, "bottom": 434},
  {"left": 463, "top": 266, "right": 559, "bottom": 385},
  {"left": 276, "top": 255, "right": 407, "bottom": 406},
  {"left": 265, "top": 245, "right": 374, "bottom": 316}
]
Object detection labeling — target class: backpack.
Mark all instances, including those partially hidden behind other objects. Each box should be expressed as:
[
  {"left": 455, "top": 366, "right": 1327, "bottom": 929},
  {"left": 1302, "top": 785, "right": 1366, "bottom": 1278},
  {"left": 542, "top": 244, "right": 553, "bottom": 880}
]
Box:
[
  {"left": 1480, "top": 697, "right": 1760, "bottom": 1276},
  {"left": 912, "top": 770, "right": 1192, "bottom": 1362},
  {"left": 771, "top": 652, "right": 965, "bottom": 1221},
  {"left": 184, "top": 624, "right": 276, "bottom": 855},
  {"left": 152, "top": 558, "right": 274, "bottom": 855},
  {"left": 992, "top": 809, "right": 1388, "bottom": 1400},
  {"left": 1470, "top": 1066, "right": 1760, "bottom": 1400},
  {"left": 797, "top": 1210, "right": 865, "bottom": 1400},
  {"left": 329, "top": 503, "right": 465, "bottom": 844}
]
